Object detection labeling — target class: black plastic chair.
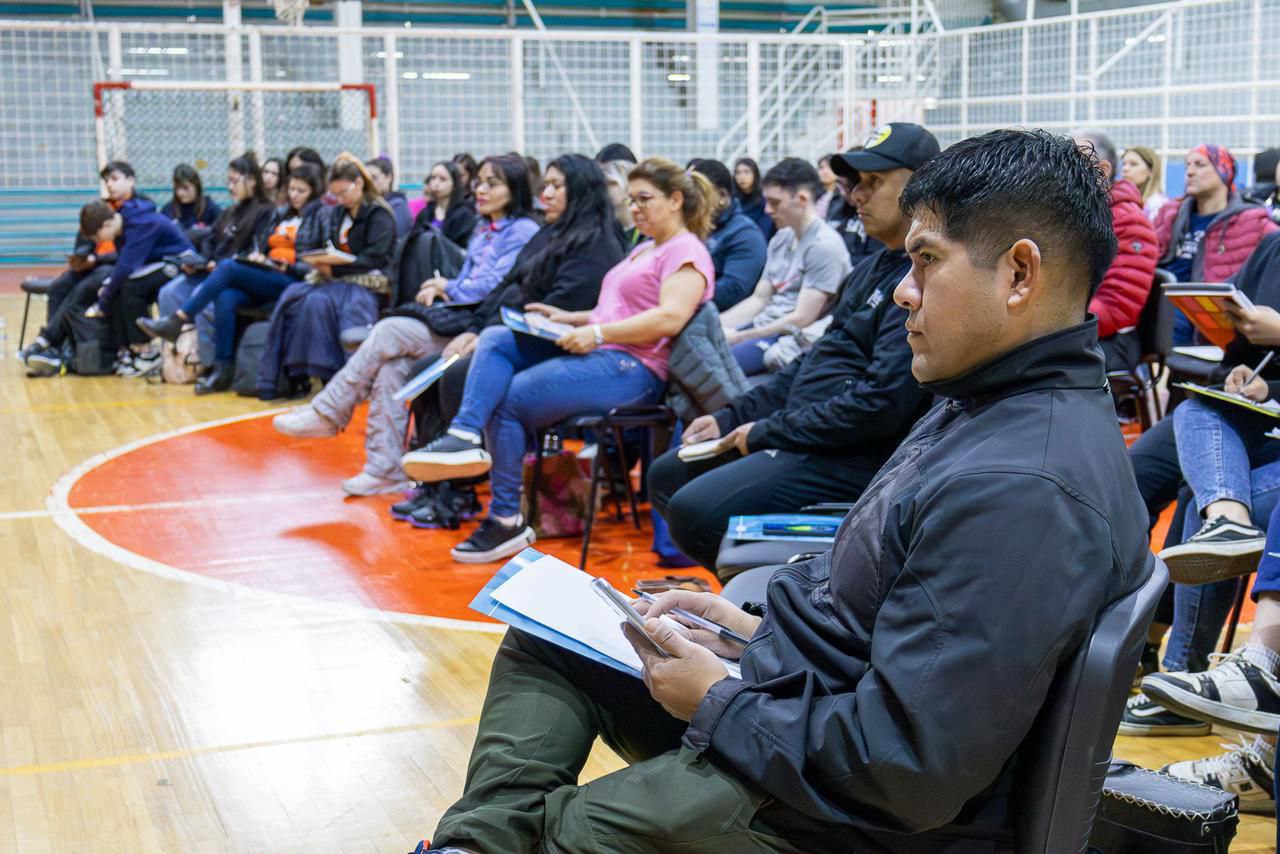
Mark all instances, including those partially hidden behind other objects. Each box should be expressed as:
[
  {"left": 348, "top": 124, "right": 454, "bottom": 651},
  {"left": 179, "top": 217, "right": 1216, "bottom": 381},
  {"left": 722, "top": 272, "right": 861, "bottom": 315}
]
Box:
[
  {"left": 529, "top": 404, "right": 675, "bottom": 570},
  {"left": 18, "top": 275, "right": 56, "bottom": 350},
  {"left": 721, "top": 557, "right": 1167, "bottom": 851},
  {"left": 1106, "top": 269, "right": 1176, "bottom": 430},
  {"left": 1012, "top": 556, "right": 1166, "bottom": 852}
]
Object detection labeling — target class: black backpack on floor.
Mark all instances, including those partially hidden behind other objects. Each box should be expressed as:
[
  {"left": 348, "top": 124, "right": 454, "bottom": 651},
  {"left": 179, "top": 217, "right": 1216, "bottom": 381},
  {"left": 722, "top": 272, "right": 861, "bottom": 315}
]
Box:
[
  {"left": 67, "top": 310, "right": 115, "bottom": 375},
  {"left": 233, "top": 320, "right": 288, "bottom": 398}
]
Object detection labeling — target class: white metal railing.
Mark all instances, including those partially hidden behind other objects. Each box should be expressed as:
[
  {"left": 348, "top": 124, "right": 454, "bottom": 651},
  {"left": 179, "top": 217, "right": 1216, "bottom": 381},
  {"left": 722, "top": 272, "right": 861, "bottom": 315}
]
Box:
[{"left": 0, "top": 0, "right": 1276, "bottom": 196}]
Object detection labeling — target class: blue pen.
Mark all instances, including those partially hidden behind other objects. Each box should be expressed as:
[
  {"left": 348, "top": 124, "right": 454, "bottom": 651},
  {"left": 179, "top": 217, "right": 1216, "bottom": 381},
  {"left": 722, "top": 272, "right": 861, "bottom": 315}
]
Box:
[{"left": 633, "top": 590, "right": 752, "bottom": 646}]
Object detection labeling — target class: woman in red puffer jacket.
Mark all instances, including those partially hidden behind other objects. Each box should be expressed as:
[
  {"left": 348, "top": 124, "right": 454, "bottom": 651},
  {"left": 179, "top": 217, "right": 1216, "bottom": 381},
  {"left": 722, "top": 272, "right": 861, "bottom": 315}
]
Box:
[{"left": 1092, "top": 177, "right": 1159, "bottom": 372}]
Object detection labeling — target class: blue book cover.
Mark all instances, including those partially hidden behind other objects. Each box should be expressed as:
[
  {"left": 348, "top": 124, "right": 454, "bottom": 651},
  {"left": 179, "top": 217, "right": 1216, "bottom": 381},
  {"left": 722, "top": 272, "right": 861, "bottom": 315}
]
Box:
[
  {"left": 392, "top": 352, "right": 461, "bottom": 403},
  {"left": 500, "top": 306, "right": 573, "bottom": 341},
  {"left": 727, "top": 513, "right": 841, "bottom": 543}
]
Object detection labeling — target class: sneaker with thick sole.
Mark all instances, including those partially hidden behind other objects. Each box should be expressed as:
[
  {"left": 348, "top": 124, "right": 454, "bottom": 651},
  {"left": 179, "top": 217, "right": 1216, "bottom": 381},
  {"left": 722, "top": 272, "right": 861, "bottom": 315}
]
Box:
[
  {"left": 1117, "top": 692, "right": 1212, "bottom": 736},
  {"left": 450, "top": 516, "right": 535, "bottom": 564},
  {"left": 402, "top": 430, "right": 491, "bottom": 482},
  {"left": 1162, "top": 735, "right": 1277, "bottom": 815},
  {"left": 273, "top": 406, "right": 339, "bottom": 439},
  {"left": 342, "top": 471, "right": 412, "bottom": 497},
  {"left": 1158, "top": 514, "right": 1266, "bottom": 584},
  {"left": 1141, "top": 646, "right": 1280, "bottom": 734},
  {"left": 24, "top": 346, "right": 65, "bottom": 377}
]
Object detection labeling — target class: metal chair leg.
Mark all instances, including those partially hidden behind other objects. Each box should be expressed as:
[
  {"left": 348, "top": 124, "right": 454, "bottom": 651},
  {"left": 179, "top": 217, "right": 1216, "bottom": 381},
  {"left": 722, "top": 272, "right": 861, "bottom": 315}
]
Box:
[
  {"left": 612, "top": 424, "right": 642, "bottom": 529},
  {"left": 580, "top": 441, "right": 602, "bottom": 570},
  {"left": 18, "top": 292, "right": 32, "bottom": 351},
  {"left": 1221, "top": 573, "right": 1252, "bottom": 654},
  {"left": 597, "top": 431, "right": 624, "bottom": 523}
]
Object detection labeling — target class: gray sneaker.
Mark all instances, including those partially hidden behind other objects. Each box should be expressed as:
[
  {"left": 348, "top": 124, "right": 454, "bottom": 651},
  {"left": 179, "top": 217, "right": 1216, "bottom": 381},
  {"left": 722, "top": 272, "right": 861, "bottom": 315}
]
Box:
[
  {"left": 273, "top": 406, "right": 339, "bottom": 439},
  {"left": 342, "top": 471, "right": 412, "bottom": 497}
]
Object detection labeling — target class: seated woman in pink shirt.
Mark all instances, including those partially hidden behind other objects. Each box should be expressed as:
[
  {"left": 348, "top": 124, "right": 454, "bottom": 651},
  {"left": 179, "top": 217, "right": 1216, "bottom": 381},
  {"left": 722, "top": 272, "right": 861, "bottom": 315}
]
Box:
[{"left": 401, "top": 158, "right": 716, "bottom": 564}]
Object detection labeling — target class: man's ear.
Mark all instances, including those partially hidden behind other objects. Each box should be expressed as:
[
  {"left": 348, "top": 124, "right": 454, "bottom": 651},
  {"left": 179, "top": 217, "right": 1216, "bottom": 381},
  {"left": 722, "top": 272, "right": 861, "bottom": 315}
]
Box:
[{"left": 1004, "top": 238, "right": 1042, "bottom": 310}]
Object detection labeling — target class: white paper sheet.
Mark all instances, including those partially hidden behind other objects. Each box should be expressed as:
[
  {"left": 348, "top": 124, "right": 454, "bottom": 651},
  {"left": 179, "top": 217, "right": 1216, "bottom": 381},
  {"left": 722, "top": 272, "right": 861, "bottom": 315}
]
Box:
[{"left": 490, "top": 554, "right": 742, "bottom": 679}]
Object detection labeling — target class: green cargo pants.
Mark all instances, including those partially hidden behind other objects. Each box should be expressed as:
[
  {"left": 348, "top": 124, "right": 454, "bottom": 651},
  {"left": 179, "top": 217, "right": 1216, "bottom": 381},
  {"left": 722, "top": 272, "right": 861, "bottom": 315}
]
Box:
[{"left": 432, "top": 628, "right": 805, "bottom": 853}]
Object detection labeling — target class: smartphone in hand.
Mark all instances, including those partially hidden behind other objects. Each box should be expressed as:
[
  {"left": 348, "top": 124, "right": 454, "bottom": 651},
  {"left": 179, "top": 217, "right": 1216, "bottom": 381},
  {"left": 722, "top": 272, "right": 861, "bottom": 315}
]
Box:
[{"left": 590, "top": 577, "right": 671, "bottom": 658}]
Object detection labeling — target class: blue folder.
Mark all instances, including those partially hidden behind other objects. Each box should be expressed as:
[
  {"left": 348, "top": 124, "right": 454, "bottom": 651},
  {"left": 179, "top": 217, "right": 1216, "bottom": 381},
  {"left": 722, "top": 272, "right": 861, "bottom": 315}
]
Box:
[
  {"left": 469, "top": 548, "right": 641, "bottom": 678},
  {"left": 726, "top": 513, "right": 841, "bottom": 544}
]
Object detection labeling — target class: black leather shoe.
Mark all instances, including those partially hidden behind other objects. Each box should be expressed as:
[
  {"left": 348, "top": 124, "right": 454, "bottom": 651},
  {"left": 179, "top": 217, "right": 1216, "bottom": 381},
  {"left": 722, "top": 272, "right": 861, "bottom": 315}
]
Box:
[
  {"left": 194, "top": 360, "right": 234, "bottom": 395},
  {"left": 136, "top": 313, "right": 186, "bottom": 342}
]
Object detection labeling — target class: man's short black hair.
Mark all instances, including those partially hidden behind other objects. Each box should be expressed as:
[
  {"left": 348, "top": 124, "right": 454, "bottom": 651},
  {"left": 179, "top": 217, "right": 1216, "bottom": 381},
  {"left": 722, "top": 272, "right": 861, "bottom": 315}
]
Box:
[
  {"left": 689, "top": 158, "right": 733, "bottom": 198},
  {"left": 899, "top": 128, "right": 1117, "bottom": 304},
  {"left": 762, "top": 157, "right": 821, "bottom": 200},
  {"left": 596, "top": 142, "right": 637, "bottom": 164},
  {"left": 100, "top": 160, "right": 135, "bottom": 180}
]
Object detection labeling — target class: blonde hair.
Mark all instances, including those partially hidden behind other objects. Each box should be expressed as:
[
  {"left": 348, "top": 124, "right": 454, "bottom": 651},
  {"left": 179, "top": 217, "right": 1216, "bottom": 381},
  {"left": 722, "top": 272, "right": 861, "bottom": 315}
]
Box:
[
  {"left": 628, "top": 157, "right": 714, "bottom": 240},
  {"left": 1126, "top": 145, "right": 1164, "bottom": 203}
]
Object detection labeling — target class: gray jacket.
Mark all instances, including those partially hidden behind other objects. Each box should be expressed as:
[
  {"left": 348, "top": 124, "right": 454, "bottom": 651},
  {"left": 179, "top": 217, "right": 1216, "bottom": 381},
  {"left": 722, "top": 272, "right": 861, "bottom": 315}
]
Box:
[
  {"left": 684, "top": 321, "right": 1153, "bottom": 851},
  {"left": 664, "top": 302, "right": 751, "bottom": 424}
]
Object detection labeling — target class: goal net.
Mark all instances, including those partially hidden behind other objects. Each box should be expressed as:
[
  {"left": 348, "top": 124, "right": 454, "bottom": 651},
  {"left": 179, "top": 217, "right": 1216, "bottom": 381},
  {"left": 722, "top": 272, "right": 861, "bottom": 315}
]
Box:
[{"left": 94, "top": 81, "right": 378, "bottom": 188}]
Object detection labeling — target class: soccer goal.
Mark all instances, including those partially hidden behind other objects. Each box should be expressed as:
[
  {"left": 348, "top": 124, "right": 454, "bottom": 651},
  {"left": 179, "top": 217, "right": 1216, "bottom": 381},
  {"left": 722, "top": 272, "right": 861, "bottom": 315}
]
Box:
[{"left": 93, "top": 80, "right": 378, "bottom": 188}]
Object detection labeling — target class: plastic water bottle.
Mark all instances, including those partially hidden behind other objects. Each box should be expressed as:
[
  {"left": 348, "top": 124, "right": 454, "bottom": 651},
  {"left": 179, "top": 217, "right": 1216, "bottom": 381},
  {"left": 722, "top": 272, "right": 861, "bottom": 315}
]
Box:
[{"left": 0, "top": 317, "right": 7, "bottom": 360}]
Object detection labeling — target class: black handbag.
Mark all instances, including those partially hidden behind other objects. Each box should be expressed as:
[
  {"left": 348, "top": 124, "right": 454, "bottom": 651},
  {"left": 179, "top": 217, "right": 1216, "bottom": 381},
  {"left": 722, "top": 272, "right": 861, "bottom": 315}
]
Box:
[{"left": 1086, "top": 761, "right": 1240, "bottom": 853}]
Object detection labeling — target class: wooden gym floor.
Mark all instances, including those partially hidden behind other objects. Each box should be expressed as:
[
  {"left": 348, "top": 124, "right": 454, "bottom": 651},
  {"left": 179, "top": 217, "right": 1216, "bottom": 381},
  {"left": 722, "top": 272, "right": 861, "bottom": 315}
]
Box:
[{"left": 0, "top": 283, "right": 1273, "bottom": 852}]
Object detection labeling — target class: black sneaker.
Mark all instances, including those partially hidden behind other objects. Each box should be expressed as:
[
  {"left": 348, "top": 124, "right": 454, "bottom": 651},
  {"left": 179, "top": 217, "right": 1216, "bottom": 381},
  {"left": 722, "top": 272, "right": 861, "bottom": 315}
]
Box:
[
  {"left": 391, "top": 486, "right": 436, "bottom": 521},
  {"left": 1116, "top": 692, "right": 1212, "bottom": 736},
  {"left": 437, "top": 482, "right": 483, "bottom": 521},
  {"left": 401, "top": 429, "right": 492, "bottom": 483},
  {"left": 1158, "top": 515, "right": 1266, "bottom": 584},
  {"left": 25, "top": 345, "right": 65, "bottom": 377},
  {"left": 450, "top": 516, "right": 535, "bottom": 564}
]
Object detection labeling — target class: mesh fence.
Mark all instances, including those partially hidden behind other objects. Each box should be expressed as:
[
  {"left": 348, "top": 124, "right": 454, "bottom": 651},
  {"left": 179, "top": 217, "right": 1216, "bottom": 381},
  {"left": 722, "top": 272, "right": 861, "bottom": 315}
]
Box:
[
  {"left": 99, "top": 86, "right": 376, "bottom": 190},
  {"left": 1, "top": 0, "right": 1278, "bottom": 193}
]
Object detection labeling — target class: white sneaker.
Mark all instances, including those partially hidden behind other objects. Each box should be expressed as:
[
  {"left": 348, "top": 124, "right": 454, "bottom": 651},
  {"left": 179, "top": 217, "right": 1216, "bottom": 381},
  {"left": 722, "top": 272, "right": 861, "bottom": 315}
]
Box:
[
  {"left": 273, "top": 406, "right": 339, "bottom": 439},
  {"left": 342, "top": 471, "right": 411, "bottom": 497},
  {"left": 1142, "top": 645, "right": 1280, "bottom": 734},
  {"left": 1162, "top": 735, "right": 1277, "bottom": 815}
]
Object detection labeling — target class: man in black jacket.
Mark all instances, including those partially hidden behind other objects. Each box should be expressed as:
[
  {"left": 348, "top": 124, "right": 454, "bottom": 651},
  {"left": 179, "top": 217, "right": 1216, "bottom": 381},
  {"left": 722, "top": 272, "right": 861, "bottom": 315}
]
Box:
[
  {"left": 418, "top": 130, "right": 1153, "bottom": 853},
  {"left": 648, "top": 123, "right": 940, "bottom": 570}
]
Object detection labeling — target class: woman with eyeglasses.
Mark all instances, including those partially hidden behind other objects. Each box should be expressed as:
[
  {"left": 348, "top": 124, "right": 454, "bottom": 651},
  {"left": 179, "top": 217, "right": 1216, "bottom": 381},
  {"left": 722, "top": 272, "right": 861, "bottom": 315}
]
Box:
[
  {"left": 254, "top": 154, "right": 398, "bottom": 400},
  {"left": 271, "top": 153, "right": 544, "bottom": 496},
  {"left": 151, "top": 153, "right": 275, "bottom": 374},
  {"left": 398, "top": 157, "right": 716, "bottom": 563}
]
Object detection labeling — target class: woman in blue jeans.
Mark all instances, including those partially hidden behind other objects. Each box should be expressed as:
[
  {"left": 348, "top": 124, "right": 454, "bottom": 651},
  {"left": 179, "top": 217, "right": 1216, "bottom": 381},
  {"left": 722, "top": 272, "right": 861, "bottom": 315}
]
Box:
[
  {"left": 139, "top": 163, "right": 329, "bottom": 392},
  {"left": 1159, "top": 364, "right": 1280, "bottom": 673},
  {"left": 401, "top": 158, "right": 718, "bottom": 563}
]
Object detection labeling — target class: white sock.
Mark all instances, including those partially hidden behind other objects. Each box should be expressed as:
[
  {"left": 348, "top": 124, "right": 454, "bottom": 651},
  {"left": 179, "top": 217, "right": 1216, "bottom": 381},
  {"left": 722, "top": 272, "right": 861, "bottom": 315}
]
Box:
[
  {"left": 447, "top": 427, "right": 481, "bottom": 444},
  {"left": 490, "top": 512, "right": 520, "bottom": 527},
  {"left": 1239, "top": 643, "right": 1280, "bottom": 678}
]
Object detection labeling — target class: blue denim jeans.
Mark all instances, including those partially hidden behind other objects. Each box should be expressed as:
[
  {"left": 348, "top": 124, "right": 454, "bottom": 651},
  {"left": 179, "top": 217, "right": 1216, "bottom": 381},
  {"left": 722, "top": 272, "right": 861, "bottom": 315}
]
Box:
[
  {"left": 1166, "top": 400, "right": 1280, "bottom": 671},
  {"left": 452, "top": 326, "right": 666, "bottom": 518},
  {"left": 158, "top": 274, "right": 215, "bottom": 366},
  {"left": 180, "top": 260, "right": 294, "bottom": 361}
]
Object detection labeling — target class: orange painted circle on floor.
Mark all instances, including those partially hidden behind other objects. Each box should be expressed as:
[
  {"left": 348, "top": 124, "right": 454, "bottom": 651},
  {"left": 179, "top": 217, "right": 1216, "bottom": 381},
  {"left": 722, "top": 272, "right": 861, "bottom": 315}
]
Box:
[{"left": 58, "top": 410, "right": 717, "bottom": 626}]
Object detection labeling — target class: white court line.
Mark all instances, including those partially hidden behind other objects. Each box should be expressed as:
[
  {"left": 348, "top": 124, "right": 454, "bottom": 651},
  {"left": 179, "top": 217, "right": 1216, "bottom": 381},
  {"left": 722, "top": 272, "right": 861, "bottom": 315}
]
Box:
[
  {"left": 1, "top": 488, "right": 337, "bottom": 521},
  {"left": 43, "top": 409, "right": 505, "bottom": 635}
]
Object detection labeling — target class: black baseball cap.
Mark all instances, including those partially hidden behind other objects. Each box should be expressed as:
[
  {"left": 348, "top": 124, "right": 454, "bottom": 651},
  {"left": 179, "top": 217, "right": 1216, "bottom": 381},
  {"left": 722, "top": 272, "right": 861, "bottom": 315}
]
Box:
[{"left": 831, "top": 123, "right": 940, "bottom": 181}]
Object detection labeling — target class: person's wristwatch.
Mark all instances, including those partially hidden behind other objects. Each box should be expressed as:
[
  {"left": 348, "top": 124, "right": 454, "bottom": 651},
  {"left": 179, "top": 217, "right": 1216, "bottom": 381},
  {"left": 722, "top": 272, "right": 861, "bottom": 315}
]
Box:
[{"left": 592, "top": 323, "right": 605, "bottom": 346}]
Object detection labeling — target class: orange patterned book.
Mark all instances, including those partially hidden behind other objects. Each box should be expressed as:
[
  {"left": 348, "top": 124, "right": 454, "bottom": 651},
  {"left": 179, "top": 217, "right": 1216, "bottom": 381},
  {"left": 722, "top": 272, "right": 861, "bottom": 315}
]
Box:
[{"left": 1161, "top": 282, "right": 1255, "bottom": 348}]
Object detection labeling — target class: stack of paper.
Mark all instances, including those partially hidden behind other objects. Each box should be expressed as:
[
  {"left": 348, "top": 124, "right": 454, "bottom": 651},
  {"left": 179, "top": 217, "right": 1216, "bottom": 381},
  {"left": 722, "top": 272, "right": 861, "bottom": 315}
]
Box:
[{"left": 471, "top": 549, "right": 742, "bottom": 680}]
